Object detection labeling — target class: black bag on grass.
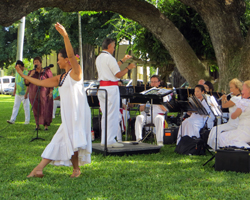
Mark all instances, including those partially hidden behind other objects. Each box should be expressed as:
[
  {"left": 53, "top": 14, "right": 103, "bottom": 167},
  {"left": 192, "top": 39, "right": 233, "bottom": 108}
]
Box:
[
  {"left": 175, "top": 136, "right": 206, "bottom": 155},
  {"left": 199, "top": 127, "right": 210, "bottom": 144}
]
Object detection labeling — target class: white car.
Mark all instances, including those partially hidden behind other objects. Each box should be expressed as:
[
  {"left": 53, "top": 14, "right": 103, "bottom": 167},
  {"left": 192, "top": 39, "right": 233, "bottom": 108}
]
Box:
[
  {"left": 125, "top": 79, "right": 144, "bottom": 87},
  {"left": 84, "top": 80, "right": 100, "bottom": 95},
  {"left": 4, "top": 82, "right": 15, "bottom": 95},
  {"left": 0, "top": 76, "right": 15, "bottom": 94}
]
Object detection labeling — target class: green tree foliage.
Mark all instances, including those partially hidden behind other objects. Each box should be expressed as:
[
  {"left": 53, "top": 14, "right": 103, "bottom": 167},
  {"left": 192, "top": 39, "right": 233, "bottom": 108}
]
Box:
[
  {"left": 109, "top": 0, "right": 215, "bottom": 68},
  {"left": 0, "top": 25, "right": 18, "bottom": 67},
  {"left": 25, "top": 8, "right": 117, "bottom": 58},
  {"left": 0, "top": 8, "right": 116, "bottom": 68}
]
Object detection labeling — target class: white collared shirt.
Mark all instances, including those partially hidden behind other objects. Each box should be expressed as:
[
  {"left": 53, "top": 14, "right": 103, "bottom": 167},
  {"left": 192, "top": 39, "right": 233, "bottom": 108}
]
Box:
[{"left": 96, "top": 51, "right": 120, "bottom": 81}]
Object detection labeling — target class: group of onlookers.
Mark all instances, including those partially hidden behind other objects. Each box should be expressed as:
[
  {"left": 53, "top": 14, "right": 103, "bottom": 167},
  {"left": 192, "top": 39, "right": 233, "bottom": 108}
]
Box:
[{"left": 7, "top": 58, "right": 60, "bottom": 131}]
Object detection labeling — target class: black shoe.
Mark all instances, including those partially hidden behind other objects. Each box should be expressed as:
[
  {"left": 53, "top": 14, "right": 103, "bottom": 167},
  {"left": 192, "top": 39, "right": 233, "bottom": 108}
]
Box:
[
  {"left": 44, "top": 128, "right": 48, "bottom": 131},
  {"left": 35, "top": 127, "right": 41, "bottom": 131}
]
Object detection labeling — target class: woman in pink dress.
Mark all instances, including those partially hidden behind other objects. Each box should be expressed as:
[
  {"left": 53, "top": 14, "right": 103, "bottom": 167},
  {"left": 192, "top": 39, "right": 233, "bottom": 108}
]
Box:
[{"left": 26, "top": 56, "right": 53, "bottom": 130}]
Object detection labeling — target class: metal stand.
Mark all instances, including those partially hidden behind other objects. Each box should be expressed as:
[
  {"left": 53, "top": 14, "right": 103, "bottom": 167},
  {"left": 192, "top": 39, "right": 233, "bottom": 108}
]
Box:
[
  {"left": 202, "top": 95, "right": 222, "bottom": 166},
  {"left": 30, "top": 69, "right": 45, "bottom": 142},
  {"left": 124, "top": 98, "right": 128, "bottom": 141},
  {"left": 87, "top": 88, "right": 108, "bottom": 156},
  {"left": 203, "top": 115, "right": 221, "bottom": 166},
  {"left": 138, "top": 99, "right": 156, "bottom": 144}
]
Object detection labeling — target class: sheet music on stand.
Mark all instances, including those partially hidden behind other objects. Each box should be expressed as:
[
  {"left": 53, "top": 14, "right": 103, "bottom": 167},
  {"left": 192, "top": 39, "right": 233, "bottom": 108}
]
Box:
[
  {"left": 131, "top": 87, "right": 173, "bottom": 104},
  {"left": 188, "top": 96, "right": 209, "bottom": 116},
  {"left": 203, "top": 94, "right": 223, "bottom": 117},
  {"left": 140, "top": 87, "right": 173, "bottom": 96}
]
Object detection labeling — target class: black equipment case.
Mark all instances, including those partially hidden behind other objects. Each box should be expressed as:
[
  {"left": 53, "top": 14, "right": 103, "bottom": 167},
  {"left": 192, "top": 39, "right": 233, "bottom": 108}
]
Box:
[
  {"left": 163, "top": 127, "right": 178, "bottom": 144},
  {"left": 215, "top": 149, "right": 250, "bottom": 173}
]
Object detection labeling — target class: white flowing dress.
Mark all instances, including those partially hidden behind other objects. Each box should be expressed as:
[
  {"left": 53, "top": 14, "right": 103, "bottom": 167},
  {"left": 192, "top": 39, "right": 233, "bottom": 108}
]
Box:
[
  {"left": 219, "top": 99, "right": 250, "bottom": 148},
  {"left": 176, "top": 99, "right": 211, "bottom": 144},
  {"left": 207, "top": 95, "right": 241, "bottom": 149},
  {"left": 41, "top": 71, "right": 92, "bottom": 166}
]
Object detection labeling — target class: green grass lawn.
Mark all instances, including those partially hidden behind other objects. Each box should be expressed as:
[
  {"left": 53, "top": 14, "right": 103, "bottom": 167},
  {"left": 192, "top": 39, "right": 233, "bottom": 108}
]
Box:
[{"left": 0, "top": 95, "right": 250, "bottom": 199}]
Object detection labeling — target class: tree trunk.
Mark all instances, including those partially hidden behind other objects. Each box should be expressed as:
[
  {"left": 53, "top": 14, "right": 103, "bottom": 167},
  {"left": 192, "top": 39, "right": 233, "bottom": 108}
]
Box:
[
  {"left": 1, "top": 0, "right": 249, "bottom": 91},
  {"left": 157, "top": 63, "right": 175, "bottom": 85},
  {"left": 181, "top": 0, "right": 247, "bottom": 91},
  {"left": 82, "top": 43, "right": 97, "bottom": 80},
  {"left": 170, "top": 67, "right": 187, "bottom": 88},
  {"left": 239, "top": 29, "right": 250, "bottom": 82}
]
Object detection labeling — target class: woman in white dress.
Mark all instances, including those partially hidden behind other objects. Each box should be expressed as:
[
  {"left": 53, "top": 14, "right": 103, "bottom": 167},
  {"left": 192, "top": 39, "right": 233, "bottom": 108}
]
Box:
[
  {"left": 219, "top": 80, "right": 250, "bottom": 148},
  {"left": 176, "top": 85, "right": 212, "bottom": 144},
  {"left": 15, "top": 23, "right": 91, "bottom": 178},
  {"left": 207, "top": 78, "right": 242, "bottom": 149}
]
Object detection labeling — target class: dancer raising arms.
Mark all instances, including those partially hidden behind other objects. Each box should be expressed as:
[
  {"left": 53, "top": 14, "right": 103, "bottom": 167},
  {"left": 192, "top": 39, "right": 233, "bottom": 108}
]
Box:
[{"left": 15, "top": 22, "right": 92, "bottom": 178}]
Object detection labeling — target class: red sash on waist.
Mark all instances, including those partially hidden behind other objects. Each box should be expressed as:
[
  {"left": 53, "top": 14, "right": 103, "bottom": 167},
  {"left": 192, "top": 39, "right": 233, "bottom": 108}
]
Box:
[{"left": 100, "top": 80, "right": 118, "bottom": 86}]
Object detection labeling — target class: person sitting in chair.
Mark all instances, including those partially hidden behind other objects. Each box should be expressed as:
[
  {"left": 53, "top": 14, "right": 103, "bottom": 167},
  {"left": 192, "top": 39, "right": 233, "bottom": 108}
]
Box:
[
  {"left": 207, "top": 78, "right": 242, "bottom": 149},
  {"left": 218, "top": 80, "right": 250, "bottom": 149},
  {"left": 176, "top": 85, "right": 213, "bottom": 144},
  {"left": 135, "top": 75, "right": 168, "bottom": 146}
]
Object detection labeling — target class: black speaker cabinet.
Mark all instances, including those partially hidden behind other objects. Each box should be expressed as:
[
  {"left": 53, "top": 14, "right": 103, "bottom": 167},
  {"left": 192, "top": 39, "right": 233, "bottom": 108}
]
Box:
[
  {"left": 163, "top": 127, "right": 178, "bottom": 144},
  {"left": 215, "top": 149, "right": 250, "bottom": 173}
]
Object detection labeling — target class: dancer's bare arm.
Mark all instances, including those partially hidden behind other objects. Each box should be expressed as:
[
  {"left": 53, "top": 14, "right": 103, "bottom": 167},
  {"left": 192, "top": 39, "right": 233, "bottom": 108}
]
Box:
[
  {"left": 15, "top": 66, "right": 60, "bottom": 88},
  {"left": 55, "top": 22, "right": 82, "bottom": 81}
]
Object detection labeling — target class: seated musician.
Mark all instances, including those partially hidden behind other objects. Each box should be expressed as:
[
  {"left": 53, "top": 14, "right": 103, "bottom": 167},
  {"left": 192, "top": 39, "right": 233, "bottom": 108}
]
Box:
[
  {"left": 204, "top": 81, "right": 214, "bottom": 94},
  {"left": 135, "top": 75, "right": 168, "bottom": 146},
  {"left": 218, "top": 80, "right": 250, "bottom": 148},
  {"left": 176, "top": 85, "right": 213, "bottom": 144},
  {"left": 207, "top": 78, "right": 242, "bottom": 149}
]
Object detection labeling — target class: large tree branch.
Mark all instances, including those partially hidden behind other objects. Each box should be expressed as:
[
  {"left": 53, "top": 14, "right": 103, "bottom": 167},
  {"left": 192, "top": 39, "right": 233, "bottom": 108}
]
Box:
[{"left": 0, "top": 0, "right": 210, "bottom": 86}]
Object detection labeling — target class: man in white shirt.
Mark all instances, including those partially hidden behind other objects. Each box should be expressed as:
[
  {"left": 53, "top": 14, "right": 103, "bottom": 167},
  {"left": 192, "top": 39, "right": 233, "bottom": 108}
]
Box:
[
  {"left": 96, "top": 38, "right": 136, "bottom": 148},
  {"left": 135, "top": 75, "right": 168, "bottom": 146}
]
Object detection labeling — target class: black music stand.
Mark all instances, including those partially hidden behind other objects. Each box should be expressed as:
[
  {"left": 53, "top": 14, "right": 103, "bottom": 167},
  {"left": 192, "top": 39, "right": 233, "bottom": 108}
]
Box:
[
  {"left": 171, "top": 88, "right": 195, "bottom": 118},
  {"left": 176, "top": 96, "right": 210, "bottom": 143},
  {"left": 176, "top": 88, "right": 195, "bottom": 101},
  {"left": 202, "top": 94, "right": 223, "bottom": 166},
  {"left": 119, "top": 86, "right": 135, "bottom": 141},
  {"left": 87, "top": 94, "right": 101, "bottom": 139}
]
